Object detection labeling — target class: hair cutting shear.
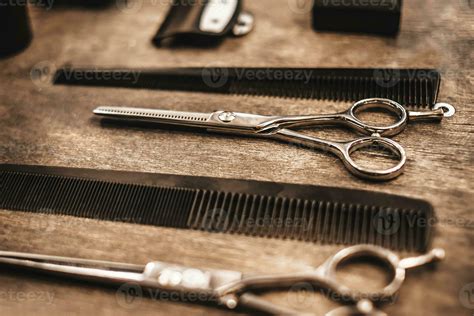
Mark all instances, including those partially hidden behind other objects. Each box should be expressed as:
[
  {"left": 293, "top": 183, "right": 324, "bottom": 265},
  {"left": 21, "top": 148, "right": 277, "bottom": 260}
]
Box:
[
  {"left": 93, "top": 98, "right": 454, "bottom": 181},
  {"left": 0, "top": 245, "right": 444, "bottom": 315}
]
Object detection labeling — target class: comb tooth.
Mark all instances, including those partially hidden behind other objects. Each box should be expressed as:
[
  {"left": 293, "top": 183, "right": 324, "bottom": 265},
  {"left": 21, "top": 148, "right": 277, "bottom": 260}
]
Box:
[
  {"left": 422, "top": 72, "right": 429, "bottom": 108},
  {"left": 280, "top": 198, "right": 292, "bottom": 239},
  {"left": 236, "top": 194, "right": 251, "bottom": 234},
  {"left": 242, "top": 194, "right": 256, "bottom": 235},
  {"left": 368, "top": 206, "right": 378, "bottom": 246},
  {"left": 264, "top": 197, "right": 276, "bottom": 238},
  {"left": 327, "top": 202, "right": 339, "bottom": 244},
  {"left": 270, "top": 197, "right": 283, "bottom": 239},
  {"left": 251, "top": 195, "right": 265, "bottom": 236},
  {"left": 395, "top": 76, "right": 402, "bottom": 105},
  {"left": 360, "top": 205, "right": 370, "bottom": 244},
  {"left": 415, "top": 74, "right": 420, "bottom": 107},
  {"left": 312, "top": 201, "right": 323, "bottom": 243},
  {"left": 406, "top": 209, "right": 416, "bottom": 252},
  {"left": 427, "top": 77, "right": 433, "bottom": 107},
  {"left": 228, "top": 193, "right": 242, "bottom": 233},
  {"left": 343, "top": 203, "right": 354, "bottom": 245},
  {"left": 373, "top": 206, "right": 383, "bottom": 247},
  {"left": 274, "top": 197, "right": 287, "bottom": 239},
  {"left": 289, "top": 199, "right": 300, "bottom": 240},
  {"left": 217, "top": 192, "right": 232, "bottom": 232},
  {"left": 217, "top": 191, "right": 232, "bottom": 232},
  {"left": 298, "top": 200, "right": 309, "bottom": 241},
  {"left": 320, "top": 202, "right": 331, "bottom": 244},
  {"left": 260, "top": 195, "right": 273, "bottom": 237},
  {"left": 336, "top": 203, "right": 347, "bottom": 245}
]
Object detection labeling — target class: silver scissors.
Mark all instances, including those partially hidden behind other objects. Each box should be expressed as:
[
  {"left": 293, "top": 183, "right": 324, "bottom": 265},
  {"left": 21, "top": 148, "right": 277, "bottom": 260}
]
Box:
[
  {"left": 93, "top": 98, "right": 455, "bottom": 181},
  {"left": 0, "top": 245, "right": 444, "bottom": 315}
]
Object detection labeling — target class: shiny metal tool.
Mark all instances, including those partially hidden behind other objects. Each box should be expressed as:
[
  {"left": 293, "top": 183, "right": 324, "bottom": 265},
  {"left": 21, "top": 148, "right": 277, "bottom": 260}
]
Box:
[
  {"left": 0, "top": 245, "right": 444, "bottom": 315},
  {"left": 93, "top": 98, "right": 455, "bottom": 181}
]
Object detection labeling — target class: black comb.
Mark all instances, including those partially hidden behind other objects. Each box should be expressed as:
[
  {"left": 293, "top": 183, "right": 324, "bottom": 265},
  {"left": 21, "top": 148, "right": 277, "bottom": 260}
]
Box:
[
  {"left": 0, "top": 165, "right": 434, "bottom": 252},
  {"left": 53, "top": 67, "right": 441, "bottom": 109}
]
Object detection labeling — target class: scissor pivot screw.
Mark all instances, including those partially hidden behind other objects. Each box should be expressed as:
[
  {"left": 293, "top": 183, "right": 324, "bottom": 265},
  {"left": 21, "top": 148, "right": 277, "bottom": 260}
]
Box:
[{"left": 218, "top": 111, "right": 236, "bottom": 123}]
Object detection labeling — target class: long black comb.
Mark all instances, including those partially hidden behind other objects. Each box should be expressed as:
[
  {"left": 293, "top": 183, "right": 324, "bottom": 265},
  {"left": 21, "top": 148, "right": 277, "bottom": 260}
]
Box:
[
  {"left": 53, "top": 67, "right": 441, "bottom": 109},
  {"left": 0, "top": 165, "right": 434, "bottom": 251}
]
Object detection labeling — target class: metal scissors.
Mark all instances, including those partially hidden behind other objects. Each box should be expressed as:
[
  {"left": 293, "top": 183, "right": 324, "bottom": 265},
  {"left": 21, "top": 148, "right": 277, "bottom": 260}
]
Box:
[
  {"left": 93, "top": 98, "right": 455, "bottom": 181},
  {"left": 0, "top": 245, "right": 444, "bottom": 315}
]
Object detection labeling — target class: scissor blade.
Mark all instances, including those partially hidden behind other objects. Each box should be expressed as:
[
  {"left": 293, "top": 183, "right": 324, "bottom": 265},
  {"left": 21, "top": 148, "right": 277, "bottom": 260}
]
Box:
[
  {"left": 93, "top": 106, "right": 215, "bottom": 128},
  {"left": 0, "top": 251, "right": 146, "bottom": 284},
  {"left": 94, "top": 106, "right": 277, "bottom": 134}
]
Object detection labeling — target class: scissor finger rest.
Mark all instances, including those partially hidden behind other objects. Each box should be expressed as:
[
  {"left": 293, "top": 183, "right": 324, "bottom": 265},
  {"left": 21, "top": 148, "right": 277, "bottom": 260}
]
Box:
[
  {"left": 346, "top": 98, "right": 408, "bottom": 137},
  {"left": 342, "top": 137, "right": 406, "bottom": 181}
]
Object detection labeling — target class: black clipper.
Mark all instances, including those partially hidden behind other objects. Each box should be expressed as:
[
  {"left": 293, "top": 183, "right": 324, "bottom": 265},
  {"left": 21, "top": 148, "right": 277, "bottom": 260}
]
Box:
[{"left": 153, "top": 0, "right": 254, "bottom": 46}]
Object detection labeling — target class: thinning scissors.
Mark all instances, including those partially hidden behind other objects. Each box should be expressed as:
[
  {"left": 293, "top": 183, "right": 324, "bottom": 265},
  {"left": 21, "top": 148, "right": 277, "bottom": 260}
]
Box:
[
  {"left": 0, "top": 245, "right": 444, "bottom": 315},
  {"left": 93, "top": 98, "right": 455, "bottom": 181}
]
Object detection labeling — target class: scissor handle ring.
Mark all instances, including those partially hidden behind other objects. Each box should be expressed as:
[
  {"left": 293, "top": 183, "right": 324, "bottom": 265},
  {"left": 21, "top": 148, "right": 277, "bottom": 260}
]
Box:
[
  {"left": 341, "top": 137, "right": 406, "bottom": 181},
  {"left": 324, "top": 245, "right": 406, "bottom": 302},
  {"left": 348, "top": 98, "right": 408, "bottom": 137}
]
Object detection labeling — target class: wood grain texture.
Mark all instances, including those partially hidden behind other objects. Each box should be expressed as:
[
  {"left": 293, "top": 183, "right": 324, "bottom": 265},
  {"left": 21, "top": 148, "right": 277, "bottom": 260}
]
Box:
[{"left": 0, "top": 0, "right": 472, "bottom": 315}]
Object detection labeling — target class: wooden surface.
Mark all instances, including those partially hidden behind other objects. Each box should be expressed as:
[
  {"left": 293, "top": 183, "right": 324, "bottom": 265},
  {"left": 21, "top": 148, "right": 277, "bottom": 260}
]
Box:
[{"left": 0, "top": 1, "right": 473, "bottom": 315}]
